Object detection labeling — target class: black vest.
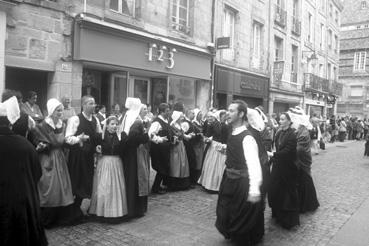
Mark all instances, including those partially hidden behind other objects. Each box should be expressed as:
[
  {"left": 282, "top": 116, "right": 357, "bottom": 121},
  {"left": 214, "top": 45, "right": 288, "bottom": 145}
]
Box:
[
  {"left": 225, "top": 129, "right": 251, "bottom": 170},
  {"left": 75, "top": 113, "right": 99, "bottom": 150},
  {"left": 152, "top": 116, "right": 170, "bottom": 139}
]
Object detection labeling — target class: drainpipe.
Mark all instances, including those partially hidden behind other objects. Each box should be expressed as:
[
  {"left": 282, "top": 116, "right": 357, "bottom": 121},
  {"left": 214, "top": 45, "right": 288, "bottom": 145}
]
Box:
[{"left": 210, "top": 0, "right": 216, "bottom": 108}]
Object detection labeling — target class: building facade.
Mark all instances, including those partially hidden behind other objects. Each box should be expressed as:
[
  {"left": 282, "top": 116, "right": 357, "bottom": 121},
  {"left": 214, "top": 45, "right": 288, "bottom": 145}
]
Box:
[
  {"left": 338, "top": 0, "right": 369, "bottom": 118},
  {"left": 268, "top": 0, "right": 343, "bottom": 117},
  {"left": 212, "top": 0, "right": 270, "bottom": 110},
  {"left": 2, "top": 0, "right": 213, "bottom": 114}
]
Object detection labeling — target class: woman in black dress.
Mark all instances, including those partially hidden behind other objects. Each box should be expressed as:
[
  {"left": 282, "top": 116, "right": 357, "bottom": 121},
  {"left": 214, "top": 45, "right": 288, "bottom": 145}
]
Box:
[{"left": 268, "top": 112, "right": 299, "bottom": 229}]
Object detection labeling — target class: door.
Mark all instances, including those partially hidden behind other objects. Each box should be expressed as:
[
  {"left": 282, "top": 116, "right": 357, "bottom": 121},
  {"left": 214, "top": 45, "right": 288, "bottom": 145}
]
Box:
[{"left": 129, "top": 77, "right": 150, "bottom": 104}]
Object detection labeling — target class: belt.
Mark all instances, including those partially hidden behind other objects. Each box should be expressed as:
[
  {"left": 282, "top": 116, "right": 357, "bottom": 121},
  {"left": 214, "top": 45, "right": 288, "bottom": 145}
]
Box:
[{"left": 225, "top": 168, "right": 248, "bottom": 179}]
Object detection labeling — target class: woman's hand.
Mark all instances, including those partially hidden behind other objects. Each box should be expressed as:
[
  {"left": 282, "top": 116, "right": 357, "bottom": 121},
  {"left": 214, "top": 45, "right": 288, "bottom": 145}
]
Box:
[
  {"left": 36, "top": 142, "right": 47, "bottom": 152},
  {"left": 267, "top": 151, "right": 274, "bottom": 158}
]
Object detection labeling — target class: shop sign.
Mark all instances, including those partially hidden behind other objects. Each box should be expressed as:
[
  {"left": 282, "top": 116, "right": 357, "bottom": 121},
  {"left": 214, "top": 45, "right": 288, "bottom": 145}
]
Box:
[
  {"left": 216, "top": 37, "right": 231, "bottom": 49},
  {"left": 240, "top": 79, "right": 263, "bottom": 91},
  {"left": 146, "top": 43, "right": 177, "bottom": 69},
  {"left": 273, "top": 61, "right": 284, "bottom": 82}
]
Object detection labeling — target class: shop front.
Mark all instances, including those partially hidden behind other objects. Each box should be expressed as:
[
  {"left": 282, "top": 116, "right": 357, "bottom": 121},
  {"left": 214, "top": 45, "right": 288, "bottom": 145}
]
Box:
[
  {"left": 214, "top": 65, "right": 269, "bottom": 110},
  {"left": 73, "top": 16, "right": 212, "bottom": 114},
  {"left": 304, "top": 93, "right": 328, "bottom": 117}
]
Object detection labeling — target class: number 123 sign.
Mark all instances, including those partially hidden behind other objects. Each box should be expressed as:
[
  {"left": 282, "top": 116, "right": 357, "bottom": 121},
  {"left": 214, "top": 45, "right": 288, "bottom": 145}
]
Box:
[{"left": 146, "top": 43, "right": 177, "bottom": 69}]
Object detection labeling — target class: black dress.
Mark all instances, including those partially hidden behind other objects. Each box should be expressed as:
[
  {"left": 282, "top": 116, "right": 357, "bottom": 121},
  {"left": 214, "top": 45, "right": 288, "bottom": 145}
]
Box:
[
  {"left": 182, "top": 119, "right": 198, "bottom": 185},
  {"left": 0, "top": 126, "right": 48, "bottom": 246},
  {"left": 215, "top": 129, "right": 264, "bottom": 245},
  {"left": 296, "top": 126, "right": 320, "bottom": 213},
  {"left": 122, "top": 120, "right": 150, "bottom": 218},
  {"left": 268, "top": 127, "right": 300, "bottom": 229}
]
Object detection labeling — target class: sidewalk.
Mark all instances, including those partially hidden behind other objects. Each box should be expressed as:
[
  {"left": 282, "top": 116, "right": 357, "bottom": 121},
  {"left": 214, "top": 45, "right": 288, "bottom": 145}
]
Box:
[{"left": 328, "top": 196, "right": 369, "bottom": 246}]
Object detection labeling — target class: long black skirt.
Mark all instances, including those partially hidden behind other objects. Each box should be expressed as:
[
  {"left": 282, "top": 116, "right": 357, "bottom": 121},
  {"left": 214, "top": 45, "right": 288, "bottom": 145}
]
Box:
[
  {"left": 215, "top": 172, "right": 264, "bottom": 245},
  {"left": 298, "top": 170, "right": 319, "bottom": 213}
]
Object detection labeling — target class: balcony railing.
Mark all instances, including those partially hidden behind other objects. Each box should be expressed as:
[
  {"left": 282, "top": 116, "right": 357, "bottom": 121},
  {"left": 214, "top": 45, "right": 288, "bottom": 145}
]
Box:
[
  {"left": 291, "top": 16, "right": 301, "bottom": 36},
  {"left": 329, "top": 80, "right": 343, "bottom": 96},
  {"left": 304, "top": 73, "right": 329, "bottom": 92},
  {"left": 274, "top": 4, "right": 287, "bottom": 27}
]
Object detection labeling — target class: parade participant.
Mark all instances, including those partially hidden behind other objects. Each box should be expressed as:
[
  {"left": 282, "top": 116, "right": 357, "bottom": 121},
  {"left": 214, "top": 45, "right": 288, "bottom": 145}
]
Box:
[
  {"left": 268, "top": 112, "right": 299, "bottom": 229},
  {"left": 182, "top": 109, "right": 198, "bottom": 186},
  {"left": 61, "top": 96, "right": 76, "bottom": 122},
  {"left": 288, "top": 107, "right": 319, "bottom": 213},
  {"left": 198, "top": 110, "right": 227, "bottom": 192},
  {"left": 32, "top": 98, "right": 74, "bottom": 228},
  {"left": 167, "top": 110, "right": 191, "bottom": 190},
  {"left": 149, "top": 103, "right": 171, "bottom": 194},
  {"left": 65, "top": 95, "right": 102, "bottom": 218},
  {"left": 95, "top": 105, "right": 106, "bottom": 127},
  {"left": 21, "top": 91, "right": 44, "bottom": 123},
  {"left": 191, "top": 108, "right": 205, "bottom": 183},
  {"left": 2, "top": 90, "right": 35, "bottom": 137},
  {"left": 215, "top": 100, "right": 263, "bottom": 245},
  {"left": 89, "top": 116, "right": 128, "bottom": 220},
  {"left": 0, "top": 96, "right": 48, "bottom": 246},
  {"left": 121, "top": 98, "right": 150, "bottom": 218}
]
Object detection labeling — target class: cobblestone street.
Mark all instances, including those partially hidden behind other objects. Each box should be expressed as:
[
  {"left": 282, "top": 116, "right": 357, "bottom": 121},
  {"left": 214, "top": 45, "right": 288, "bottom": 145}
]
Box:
[{"left": 46, "top": 140, "right": 369, "bottom": 246}]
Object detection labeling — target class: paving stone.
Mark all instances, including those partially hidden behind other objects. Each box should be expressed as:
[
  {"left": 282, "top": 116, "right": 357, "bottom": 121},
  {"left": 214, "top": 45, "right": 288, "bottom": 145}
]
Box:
[{"left": 46, "top": 141, "right": 369, "bottom": 246}]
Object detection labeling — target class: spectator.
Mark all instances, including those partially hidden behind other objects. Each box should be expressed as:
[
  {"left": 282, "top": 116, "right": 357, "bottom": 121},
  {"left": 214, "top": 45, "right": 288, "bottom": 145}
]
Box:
[
  {"left": 21, "top": 91, "right": 44, "bottom": 123},
  {"left": 61, "top": 95, "right": 76, "bottom": 122}
]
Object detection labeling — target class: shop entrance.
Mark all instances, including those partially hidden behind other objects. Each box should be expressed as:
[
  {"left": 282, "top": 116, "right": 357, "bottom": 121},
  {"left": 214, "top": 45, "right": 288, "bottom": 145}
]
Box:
[{"left": 5, "top": 67, "right": 48, "bottom": 113}]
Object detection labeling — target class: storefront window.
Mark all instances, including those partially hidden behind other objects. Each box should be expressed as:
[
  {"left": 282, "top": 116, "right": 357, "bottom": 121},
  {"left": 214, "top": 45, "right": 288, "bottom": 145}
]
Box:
[
  {"left": 133, "top": 79, "right": 149, "bottom": 104},
  {"left": 151, "top": 78, "right": 168, "bottom": 114},
  {"left": 169, "top": 77, "right": 210, "bottom": 112}
]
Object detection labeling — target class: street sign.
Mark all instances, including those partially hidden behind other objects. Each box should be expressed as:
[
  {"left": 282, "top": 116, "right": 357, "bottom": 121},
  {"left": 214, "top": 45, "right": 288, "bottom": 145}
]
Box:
[{"left": 216, "top": 37, "right": 231, "bottom": 49}]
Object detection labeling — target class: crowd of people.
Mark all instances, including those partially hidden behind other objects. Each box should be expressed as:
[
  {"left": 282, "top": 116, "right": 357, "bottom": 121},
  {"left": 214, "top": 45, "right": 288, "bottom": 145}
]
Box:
[{"left": 1, "top": 89, "right": 323, "bottom": 246}]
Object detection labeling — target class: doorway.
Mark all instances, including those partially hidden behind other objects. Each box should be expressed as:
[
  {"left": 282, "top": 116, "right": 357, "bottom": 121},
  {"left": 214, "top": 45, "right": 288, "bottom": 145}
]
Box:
[{"left": 5, "top": 67, "right": 48, "bottom": 113}]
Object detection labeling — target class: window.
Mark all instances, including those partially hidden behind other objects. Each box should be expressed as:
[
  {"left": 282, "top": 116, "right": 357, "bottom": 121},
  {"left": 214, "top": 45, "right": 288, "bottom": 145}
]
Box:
[
  {"left": 274, "top": 36, "right": 283, "bottom": 61},
  {"left": 319, "top": 64, "right": 324, "bottom": 77},
  {"left": 327, "top": 63, "right": 332, "bottom": 79},
  {"left": 354, "top": 51, "right": 367, "bottom": 71},
  {"left": 222, "top": 6, "right": 236, "bottom": 61},
  {"left": 362, "top": 1, "right": 367, "bottom": 9},
  {"left": 252, "top": 22, "right": 262, "bottom": 68},
  {"left": 291, "top": 45, "right": 298, "bottom": 83},
  {"left": 351, "top": 86, "right": 363, "bottom": 97},
  {"left": 328, "top": 29, "right": 332, "bottom": 49},
  {"left": 329, "top": 3, "right": 333, "bottom": 17},
  {"left": 293, "top": 0, "right": 298, "bottom": 17},
  {"left": 171, "top": 0, "right": 190, "bottom": 33},
  {"left": 320, "top": 24, "right": 325, "bottom": 50},
  {"left": 334, "top": 35, "right": 338, "bottom": 53},
  {"left": 308, "top": 13, "right": 312, "bottom": 42},
  {"left": 110, "top": 0, "right": 136, "bottom": 16}
]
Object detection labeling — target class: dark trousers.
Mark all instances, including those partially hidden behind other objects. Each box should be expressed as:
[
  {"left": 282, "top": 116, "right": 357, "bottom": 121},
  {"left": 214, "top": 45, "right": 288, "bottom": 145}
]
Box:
[{"left": 152, "top": 173, "right": 166, "bottom": 192}]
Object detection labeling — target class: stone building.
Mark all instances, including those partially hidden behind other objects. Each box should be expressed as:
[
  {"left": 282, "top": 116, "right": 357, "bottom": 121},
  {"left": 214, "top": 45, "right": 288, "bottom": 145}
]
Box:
[
  {"left": 212, "top": 0, "right": 270, "bottom": 110},
  {"left": 1, "top": 0, "right": 213, "bottom": 114},
  {"left": 268, "top": 0, "right": 343, "bottom": 117},
  {"left": 338, "top": 0, "right": 369, "bottom": 118}
]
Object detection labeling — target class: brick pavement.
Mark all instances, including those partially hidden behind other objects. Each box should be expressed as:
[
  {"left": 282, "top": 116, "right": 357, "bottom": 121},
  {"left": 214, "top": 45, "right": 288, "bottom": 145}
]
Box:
[{"left": 46, "top": 140, "right": 369, "bottom": 246}]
